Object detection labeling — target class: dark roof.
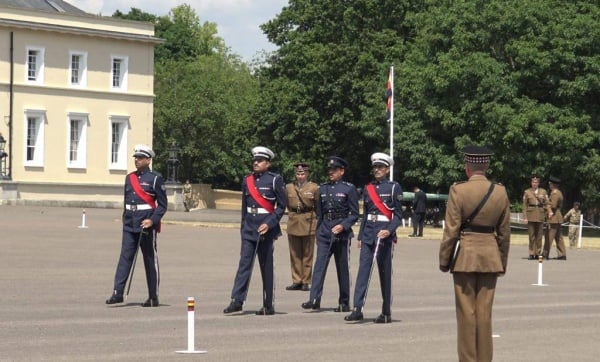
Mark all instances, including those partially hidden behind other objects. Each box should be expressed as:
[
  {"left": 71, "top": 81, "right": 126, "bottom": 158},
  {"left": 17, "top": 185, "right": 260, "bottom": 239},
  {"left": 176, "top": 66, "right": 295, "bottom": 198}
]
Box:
[{"left": 1, "top": 0, "right": 88, "bottom": 15}]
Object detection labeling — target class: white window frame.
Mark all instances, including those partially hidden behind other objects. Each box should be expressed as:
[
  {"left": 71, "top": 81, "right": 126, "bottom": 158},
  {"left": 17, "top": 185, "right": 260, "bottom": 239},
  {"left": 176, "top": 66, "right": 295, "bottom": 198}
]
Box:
[
  {"left": 25, "top": 46, "right": 45, "bottom": 84},
  {"left": 69, "top": 51, "right": 87, "bottom": 87},
  {"left": 24, "top": 109, "right": 46, "bottom": 167},
  {"left": 109, "top": 115, "right": 129, "bottom": 170},
  {"left": 67, "top": 112, "right": 88, "bottom": 169},
  {"left": 110, "top": 55, "right": 128, "bottom": 91}
]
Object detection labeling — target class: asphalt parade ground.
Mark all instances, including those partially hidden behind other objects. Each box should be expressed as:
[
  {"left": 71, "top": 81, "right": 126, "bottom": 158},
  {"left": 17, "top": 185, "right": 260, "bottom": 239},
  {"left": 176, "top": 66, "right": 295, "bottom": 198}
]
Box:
[{"left": 1, "top": 205, "right": 600, "bottom": 361}]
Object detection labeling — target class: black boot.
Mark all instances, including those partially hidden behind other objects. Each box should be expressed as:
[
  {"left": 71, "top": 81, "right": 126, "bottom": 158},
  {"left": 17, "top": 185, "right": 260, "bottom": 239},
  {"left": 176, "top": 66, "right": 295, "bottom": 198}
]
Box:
[
  {"left": 223, "top": 299, "right": 243, "bottom": 314},
  {"left": 142, "top": 297, "right": 159, "bottom": 307},
  {"left": 256, "top": 306, "right": 275, "bottom": 315},
  {"left": 105, "top": 290, "right": 123, "bottom": 304},
  {"left": 301, "top": 299, "right": 320, "bottom": 310},
  {"left": 344, "top": 309, "right": 364, "bottom": 321},
  {"left": 374, "top": 314, "right": 392, "bottom": 324},
  {"left": 334, "top": 304, "right": 350, "bottom": 312}
]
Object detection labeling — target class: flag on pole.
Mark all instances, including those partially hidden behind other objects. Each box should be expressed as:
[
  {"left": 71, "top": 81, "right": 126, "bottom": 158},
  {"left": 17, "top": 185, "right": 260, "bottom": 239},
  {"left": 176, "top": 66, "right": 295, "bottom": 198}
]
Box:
[{"left": 385, "top": 67, "right": 393, "bottom": 122}]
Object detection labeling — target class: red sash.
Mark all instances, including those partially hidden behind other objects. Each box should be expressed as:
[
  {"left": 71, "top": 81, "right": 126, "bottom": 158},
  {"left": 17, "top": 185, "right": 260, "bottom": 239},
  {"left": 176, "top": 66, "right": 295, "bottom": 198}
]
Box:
[
  {"left": 128, "top": 172, "right": 160, "bottom": 232},
  {"left": 246, "top": 175, "right": 275, "bottom": 213},
  {"left": 366, "top": 184, "right": 393, "bottom": 220}
]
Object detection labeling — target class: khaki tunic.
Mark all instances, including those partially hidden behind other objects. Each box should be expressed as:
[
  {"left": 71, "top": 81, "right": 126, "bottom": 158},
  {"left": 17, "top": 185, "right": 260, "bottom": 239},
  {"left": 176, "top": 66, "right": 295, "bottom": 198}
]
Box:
[
  {"left": 545, "top": 189, "right": 564, "bottom": 224},
  {"left": 522, "top": 187, "right": 547, "bottom": 222},
  {"left": 543, "top": 188, "right": 566, "bottom": 258},
  {"left": 285, "top": 181, "right": 319, "bottom": 285},
  {"left": 439, "top": 174, "right": 511, "bottom": 362},
  {"left": 440, "top": 175, "right": 511, "bottom": 273},
  {"left": 286, "top": 182, "right": 319, "bottom": 236}
]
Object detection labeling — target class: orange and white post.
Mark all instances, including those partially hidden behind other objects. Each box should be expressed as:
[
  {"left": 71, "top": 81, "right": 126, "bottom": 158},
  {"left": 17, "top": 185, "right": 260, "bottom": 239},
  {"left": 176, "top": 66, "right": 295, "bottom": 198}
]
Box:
[
  {"left": 176, "top": 297, "right": 207, "bottom": 354},
  {"left": 532, "top": 256, "right": 548, "bottom": 286}
]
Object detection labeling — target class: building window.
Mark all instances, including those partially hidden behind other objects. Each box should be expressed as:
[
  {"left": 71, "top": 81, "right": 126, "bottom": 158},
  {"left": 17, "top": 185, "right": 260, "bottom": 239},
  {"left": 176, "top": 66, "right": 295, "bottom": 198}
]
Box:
[
  {"left": 24, "top": 110, "right": 46, "bottom": 167},
  {"left": 69, "top": 51, "right": 87, "bottom": 87},
  {"left": 26, "top": 47, "right": 45, "bottom": 84},
  {"left": 111, "top": 56, "right": 128, "bottom": 91},
  {"left": 68, "top": 113, "right": 88, "bottom": 168},
  {"left": 109, "top": 116, "right": 129, "bottom": 170}
]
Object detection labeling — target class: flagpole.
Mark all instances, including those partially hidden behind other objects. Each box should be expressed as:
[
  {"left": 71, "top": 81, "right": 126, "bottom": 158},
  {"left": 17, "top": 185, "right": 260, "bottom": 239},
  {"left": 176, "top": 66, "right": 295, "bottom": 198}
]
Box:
[{"left": 388, "top": 65, "right": 394, "bottom": 181}]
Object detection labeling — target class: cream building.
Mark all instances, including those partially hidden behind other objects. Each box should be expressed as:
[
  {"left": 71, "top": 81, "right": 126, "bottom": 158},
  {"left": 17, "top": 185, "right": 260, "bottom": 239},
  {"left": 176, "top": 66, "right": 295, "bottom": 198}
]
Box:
[{"left": 0, "top": 0, "right": 163, "bottom": 207}]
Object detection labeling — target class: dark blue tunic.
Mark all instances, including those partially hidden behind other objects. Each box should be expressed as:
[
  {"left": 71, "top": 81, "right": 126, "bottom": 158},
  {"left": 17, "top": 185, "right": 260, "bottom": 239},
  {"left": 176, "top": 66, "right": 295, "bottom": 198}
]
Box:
[
  {"left": 230, "top": 171, "right": 286, "bottom": 308},
  {"left": 308, "top": 180, "right": 359, "bottom": 306},
  {"left": 353, "top": 178, "right": 402, "bottom": 315},
  {"left": 112, "top": 168, "right": 167, "bottom": 299}
]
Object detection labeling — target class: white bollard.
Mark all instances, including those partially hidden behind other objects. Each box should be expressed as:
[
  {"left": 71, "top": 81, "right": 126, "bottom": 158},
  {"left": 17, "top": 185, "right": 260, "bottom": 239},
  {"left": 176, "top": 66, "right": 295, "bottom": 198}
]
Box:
[
  {"left": 176, "top": 297, "right": 207, "bottom": 354},
  {"left": 78, "top": 209, "right": 88, "bottom": 229},
  {"left": 532, "top": 256, "right": 548, "bottom": 286},
  {"left": 577, "top": 214, "right": 583, "bottom": 249}
]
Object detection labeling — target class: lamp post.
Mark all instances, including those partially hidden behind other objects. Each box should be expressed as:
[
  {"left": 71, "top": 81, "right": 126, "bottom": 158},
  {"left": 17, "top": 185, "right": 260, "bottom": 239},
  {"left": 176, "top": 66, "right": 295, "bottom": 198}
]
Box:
[
  {"left": 0, "top": 133, "right": 8, "bottom": 180},
  {"left": 166, "top": 142, "right": 180, "bottom": 184}
]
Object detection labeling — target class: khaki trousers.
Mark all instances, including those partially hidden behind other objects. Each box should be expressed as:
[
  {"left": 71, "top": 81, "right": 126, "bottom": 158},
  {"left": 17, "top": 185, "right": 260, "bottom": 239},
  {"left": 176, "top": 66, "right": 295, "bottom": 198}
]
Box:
[
  {"left": 527, "top": 222, "right": 543, "bottom": 256},
  {"left": 568, "top": 224, "right": 579, "bottom": 248},
  {"left": 453, "top": 272, "right": 498, "bottom": 362},
  {"left": 288, "top": 234, "right": 315, "bottom": 285},
  {"left": 543, "top": 223, "right": 566, "bottom": 258}
]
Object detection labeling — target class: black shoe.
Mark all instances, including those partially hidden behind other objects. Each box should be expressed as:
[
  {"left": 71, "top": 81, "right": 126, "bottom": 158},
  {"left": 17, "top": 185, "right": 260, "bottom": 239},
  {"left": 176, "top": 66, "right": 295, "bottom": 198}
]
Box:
[
  {"left": 374, "top": 314, "right": 392, "bottom": 324},
  {"left": 334, "top": 304, "right": 350, "bottom": 312},
  {"left": 556, "top": 255, "right": 567, "bottom": 260},
  {"left": 223, "top": 299, "right": 243, "bottom": 314},
  {"left": 408, "top": 234, "right": 417, "bottom": 237},
  {"left": 286, "top": 283, "right": 303, "bottom": 291},
  {"left": 301, "top": 299, "right": 320, "bottom": 310},
  {"left": 105, "top": 291, "right": 123, "bottom": 304},
  {"left": 302, "top": 284, "right": 311, "bottom": 291},
  {"left": 142, "top": 297, "right": 159, "bottom": 307},
  {"left": 528, "top": 255, "right": 536, "bottom": 260},
  {"left": 256, "top": 306, "right": 275, "bottom": 315},
  {"left": 344, "top": 309, "right": 364, "bottom": 321},
  {"left": 417, "top": 234, "right": 423, "bottom": 237}
]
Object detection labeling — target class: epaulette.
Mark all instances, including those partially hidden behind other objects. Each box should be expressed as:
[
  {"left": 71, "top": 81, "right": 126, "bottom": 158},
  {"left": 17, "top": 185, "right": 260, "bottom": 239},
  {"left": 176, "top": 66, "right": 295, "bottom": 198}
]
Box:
[
  {"left": 342, "top": 181, "right": 355, "bottom": 187},
  {"left": 149, "top": 170, "right": 163, "bottom": 177}
]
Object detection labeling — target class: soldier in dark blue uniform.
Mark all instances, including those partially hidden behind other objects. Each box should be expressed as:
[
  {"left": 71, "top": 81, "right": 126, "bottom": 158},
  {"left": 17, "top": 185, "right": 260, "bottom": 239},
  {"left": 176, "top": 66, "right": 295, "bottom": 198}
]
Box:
[
  {"left": 345, "top": 153, "right": 402, "bottom": 323},
  {"left": 106, "top": 144, "right": 167, "bottom": 307},
  {"left": 224, "top": 146, "right": 287, "bottom": 315},
  {"left": 302, "top": 156, "right": 359, "bottom": 312}
]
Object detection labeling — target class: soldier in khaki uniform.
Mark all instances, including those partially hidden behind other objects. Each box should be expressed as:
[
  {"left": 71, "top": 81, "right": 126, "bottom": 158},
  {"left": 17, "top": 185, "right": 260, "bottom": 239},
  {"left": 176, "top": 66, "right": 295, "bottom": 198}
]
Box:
[
  {"left": 285, "top": 163, "right": 319, "bottom": 291},
  {"left": 563, "top": 202, "right": 581, "bottom": 248},
  {"left": 439, "top": 146, "right": 511, "bottom": 362},
  {"left": 543, "top": 176, "right": 567, "bottom": 260},
  {"left": 522, "top": 175, "right": 548, "bottom": 259}
]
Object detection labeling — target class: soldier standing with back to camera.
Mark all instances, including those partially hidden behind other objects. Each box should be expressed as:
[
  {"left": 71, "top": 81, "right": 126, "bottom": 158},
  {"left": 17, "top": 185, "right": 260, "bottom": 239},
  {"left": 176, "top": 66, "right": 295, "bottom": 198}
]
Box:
[
  {"left": 439, "top": 146, "right": 511, "bottom": 362},
  {"left": 543, "top": 176, "right": 567, "bottom": 260},
  {"left": 345, "top": 153, "right": 402, "bottom": 324},
  {"left": 522, "top": 175, "right": 548, "bottom": 259},
  {"left": 106, "top": 144, "right": 167, "bottom": 307},
  {"left": 302, "top": 156, "right": 359, "bottom": 312},
  {"left": 223, "top": 146, "right": 286, "bottom": 315},
  {"left": 285, "top": 163, "right": 319, "bottom": 292}
]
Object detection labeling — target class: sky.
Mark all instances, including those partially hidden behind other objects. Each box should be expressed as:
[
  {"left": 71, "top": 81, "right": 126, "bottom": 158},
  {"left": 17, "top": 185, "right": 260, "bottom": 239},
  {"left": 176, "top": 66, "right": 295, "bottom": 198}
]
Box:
[{"left": 68, "top": 0, "right": 289, "bottom": 62}]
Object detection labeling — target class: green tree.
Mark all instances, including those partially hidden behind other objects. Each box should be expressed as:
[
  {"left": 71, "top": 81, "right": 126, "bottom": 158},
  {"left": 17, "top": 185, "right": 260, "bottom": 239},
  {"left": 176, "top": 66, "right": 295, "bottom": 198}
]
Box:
[
  {"left": 398, "top": 0, "right": 599, "bottom": 203},
  {"left": 257, "top": 0, "right": 415, "bottom": 185},
  {"left": 258, "top": 0, "right": 599, "bottom": 209},
  {"left": 114, "top": 6, "right": 259, "bottom": 187}
]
